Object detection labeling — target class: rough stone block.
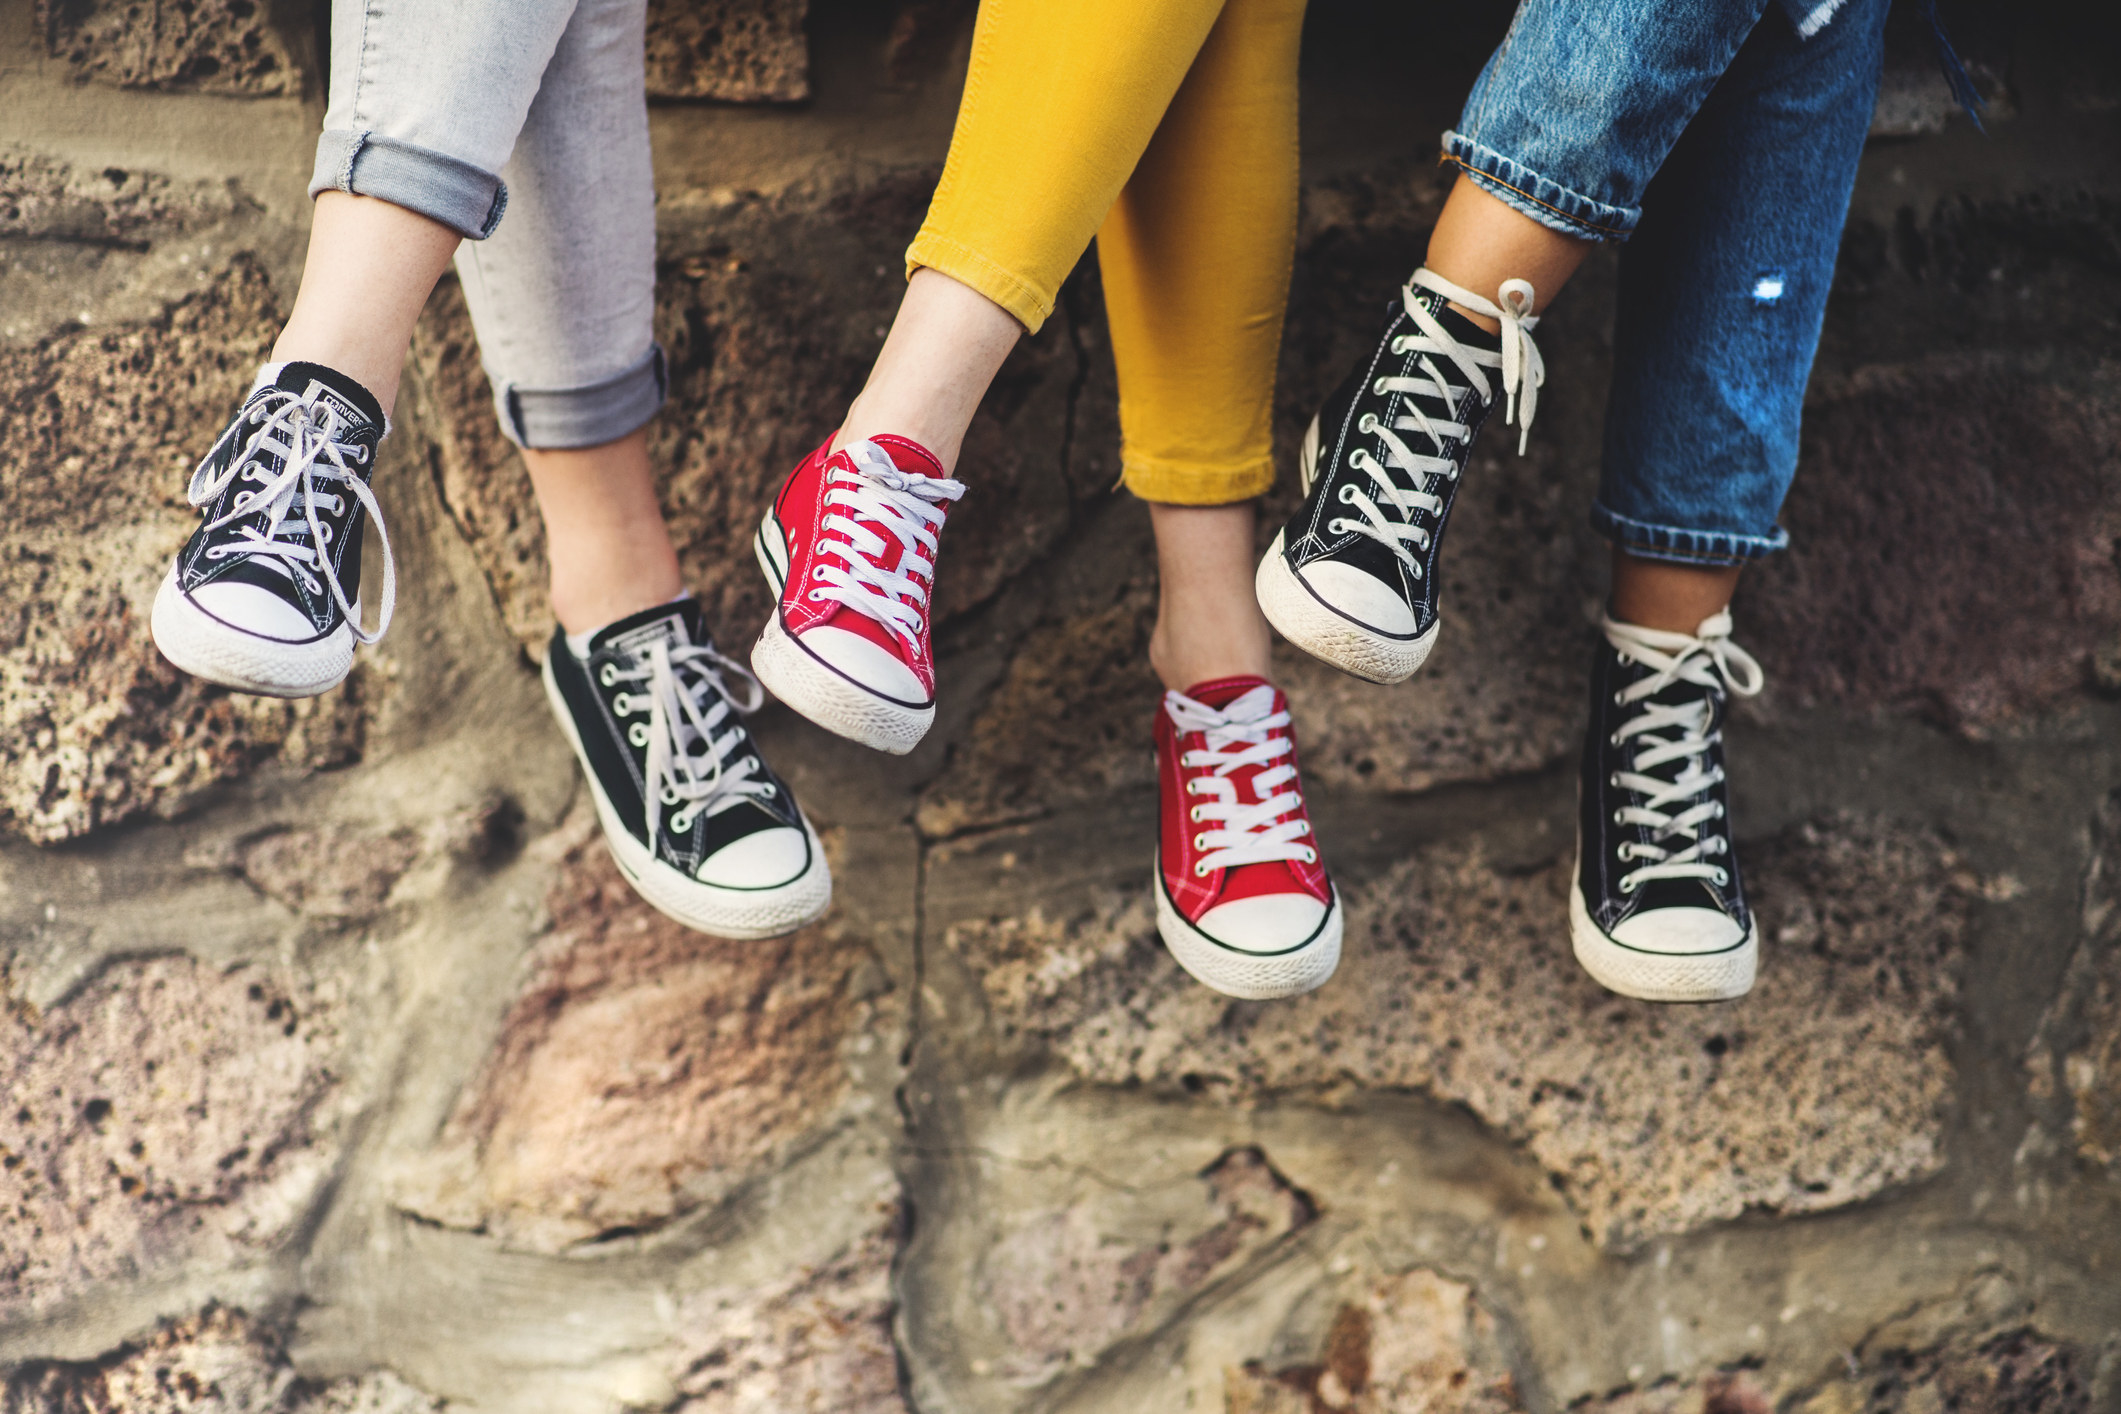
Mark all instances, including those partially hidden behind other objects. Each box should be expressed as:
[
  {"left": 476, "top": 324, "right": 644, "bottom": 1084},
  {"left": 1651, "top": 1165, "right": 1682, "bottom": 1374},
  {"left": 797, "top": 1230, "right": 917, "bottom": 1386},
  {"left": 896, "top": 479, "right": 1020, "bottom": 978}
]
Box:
[
  {"left": 1226, "top": 1268, "right": 1520, "bottom": 1414},
  {"left": 947, "top": 813, "right": 1973, "bottom": 1247},
  {"left": 0, "top": 150, "right": 240, "bottom": 245},
  {"left": 36, "top": 0, "right": 306, "bottom": 97},
  {"left": 645, "top": 0, "right": 809, "bottom": 103},
  {"left": 669, "top": 1199, "right": 908, "bottom": 1413},
  {"left": 0, "top": 957, "right": 343, "bottom": 1320},
  {"left": 395, "top": 822, "right": 889, "bottom": 1252},
  {"left": 0, "top": 1304, "right": 444, "bottom": 1412},
  {"left": 2024, "top": 790, "right": 2121, "bottom": 1178}
]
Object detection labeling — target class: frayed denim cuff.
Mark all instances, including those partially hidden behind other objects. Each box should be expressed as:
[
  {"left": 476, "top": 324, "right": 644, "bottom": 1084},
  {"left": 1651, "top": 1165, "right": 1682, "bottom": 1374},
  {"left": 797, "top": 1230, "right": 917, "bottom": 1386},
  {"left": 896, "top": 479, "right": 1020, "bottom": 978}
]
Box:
[
  {"left": 492, "top": 344, "right": 667, "bottom": 450},
  {"left": 311, "top": 130, "right": 508, "bottom": 240},
  {"left": 1441, "top": 132, "right": 1639, "bottom": 243},
  {"left": 1590, "top": 502, "right": 1789, "bottom": 566}
]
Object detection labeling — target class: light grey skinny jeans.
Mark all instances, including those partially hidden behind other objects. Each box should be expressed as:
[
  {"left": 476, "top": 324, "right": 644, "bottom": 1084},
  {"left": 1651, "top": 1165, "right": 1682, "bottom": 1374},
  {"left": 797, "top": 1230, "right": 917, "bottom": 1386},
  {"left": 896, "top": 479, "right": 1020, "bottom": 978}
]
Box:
[{"left": 310, "top": 0, "right": 664, "bottom": 448}]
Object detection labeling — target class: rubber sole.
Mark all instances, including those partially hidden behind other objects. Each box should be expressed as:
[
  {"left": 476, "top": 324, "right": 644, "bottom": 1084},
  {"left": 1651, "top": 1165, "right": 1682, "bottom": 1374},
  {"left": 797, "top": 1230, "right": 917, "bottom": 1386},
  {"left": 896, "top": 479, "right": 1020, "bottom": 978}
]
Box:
[
  {"left": 542, "top": 654, "right": 832, "bottom": 940},
  {"left": 1153, "top": 864, "right": 1343, "bottom": 1001},
  {"left": 1567, "top": 850, "right": 1757, "bottom": 1003},
  {"left": 751, "top": 513, "right": 933, "bottom": 756},
  {"left": 150, "top": 565, "right": 352, "bottom": 699},
  {"left": 1255, "top": 417, "right": 1437, "bottom": 686}
]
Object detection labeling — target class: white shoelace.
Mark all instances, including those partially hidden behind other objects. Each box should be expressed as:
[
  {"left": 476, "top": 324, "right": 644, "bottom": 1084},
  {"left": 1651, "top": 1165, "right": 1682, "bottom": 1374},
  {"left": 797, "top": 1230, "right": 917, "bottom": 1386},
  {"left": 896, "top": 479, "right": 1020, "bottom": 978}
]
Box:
[
  {"left": 1603, "top": 612, "right": 1764, "bottom": 895},
  {"left": 1165, "top": 685, "right": 1317, "bottom": 877},
  {"left": 187, "top": 393, "right": 395, "bottom": 645},
  {"left": 1332, "top": 267, "right": 1545, "bottom": 581},
  {"left": 602, "top": 637, "right": 777, "bottom": 842},
  {"left": 807, "top": 440, "right": 966, "bottom": 648}
]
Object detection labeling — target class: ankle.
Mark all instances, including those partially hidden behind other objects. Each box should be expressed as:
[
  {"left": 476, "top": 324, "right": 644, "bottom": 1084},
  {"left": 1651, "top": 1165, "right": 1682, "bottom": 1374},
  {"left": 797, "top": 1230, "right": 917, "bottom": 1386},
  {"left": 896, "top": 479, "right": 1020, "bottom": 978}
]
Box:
[
  {"left": 549, "top": 573, "right": 685, "bottom": 638},
  {"left": 1148, "top": 621, "right": 1270, "bottom": 695}
]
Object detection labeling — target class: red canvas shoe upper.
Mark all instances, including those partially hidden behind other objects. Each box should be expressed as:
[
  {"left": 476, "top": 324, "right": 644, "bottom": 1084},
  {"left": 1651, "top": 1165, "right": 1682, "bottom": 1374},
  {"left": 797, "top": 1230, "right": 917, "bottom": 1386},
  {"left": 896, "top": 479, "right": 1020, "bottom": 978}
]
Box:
[
  {"left": 768, "top": 434, "right": 965, "bottom": 705},
  {"left": 1156, "top": 676, "right": 1334, "bottom": 941}
]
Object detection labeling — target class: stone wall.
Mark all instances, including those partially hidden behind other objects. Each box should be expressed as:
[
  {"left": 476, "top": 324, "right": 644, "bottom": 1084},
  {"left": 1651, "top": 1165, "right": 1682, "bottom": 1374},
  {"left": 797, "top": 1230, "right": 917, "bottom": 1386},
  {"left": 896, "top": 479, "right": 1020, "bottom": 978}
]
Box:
[{"left": 2, "top": 1, "right": 2119, "bottom": 1411}]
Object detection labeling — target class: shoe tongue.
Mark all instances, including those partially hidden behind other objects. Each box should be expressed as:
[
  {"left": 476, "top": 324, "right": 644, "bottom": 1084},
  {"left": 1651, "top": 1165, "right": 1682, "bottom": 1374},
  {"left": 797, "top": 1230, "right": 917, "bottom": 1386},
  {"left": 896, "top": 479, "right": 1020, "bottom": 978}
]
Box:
[
  {"left": 1183, "top": 675, "right": 1277, "bottom": 716},
  {"left": 850, "top": 434, "right": 946, "bottom": 479},
  {"left": 588, "top": 596, "right": 703, "bottom": 660},
  {"left": 269, "top": 361, "right": 386, "bottom": 434},
  {"left": 1408, "top": 285, "right": 1504, "bottom": 353}
]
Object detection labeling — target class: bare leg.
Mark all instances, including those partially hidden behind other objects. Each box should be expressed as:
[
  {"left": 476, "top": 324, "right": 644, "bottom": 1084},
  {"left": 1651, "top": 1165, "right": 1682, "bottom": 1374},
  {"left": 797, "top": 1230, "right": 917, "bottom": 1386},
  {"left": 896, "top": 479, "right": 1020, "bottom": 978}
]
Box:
[
  {"left": 1608, "top": 546, "right": 1742, "bottom": 634},
  {"left": 1146, "top": 501, "right": 1273, "bottom": 692},
  {"left": 521, "top": 428, "right": 685, "bottom": 635},
  {"left": 833, "top": 268, "right": 1023, "bottom": 474},
  {"left": 1422, "top": 175, "right": 1594, "bottom": 331},
  {"left": 270, "top": 192, "right": 461, "bottom": 416}
]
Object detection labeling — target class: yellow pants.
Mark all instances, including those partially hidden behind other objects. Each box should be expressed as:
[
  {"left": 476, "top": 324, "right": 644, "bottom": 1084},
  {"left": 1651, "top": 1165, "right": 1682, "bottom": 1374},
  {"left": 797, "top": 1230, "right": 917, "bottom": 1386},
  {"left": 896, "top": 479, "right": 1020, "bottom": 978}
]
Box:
[{"left": 905, "top": 0, "right": 1307, "bottom": 505}]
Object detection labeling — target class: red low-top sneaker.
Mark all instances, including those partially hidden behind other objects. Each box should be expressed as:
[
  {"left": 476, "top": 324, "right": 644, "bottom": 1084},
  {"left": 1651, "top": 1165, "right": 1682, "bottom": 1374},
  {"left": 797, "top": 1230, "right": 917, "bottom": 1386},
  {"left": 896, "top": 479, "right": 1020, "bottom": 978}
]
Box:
[
  {"left": 1154, "top": 676, "right": 1342, "bottom": 999},
  {"left": 753, "top": 435, "right": 965, "bottom": 754}
]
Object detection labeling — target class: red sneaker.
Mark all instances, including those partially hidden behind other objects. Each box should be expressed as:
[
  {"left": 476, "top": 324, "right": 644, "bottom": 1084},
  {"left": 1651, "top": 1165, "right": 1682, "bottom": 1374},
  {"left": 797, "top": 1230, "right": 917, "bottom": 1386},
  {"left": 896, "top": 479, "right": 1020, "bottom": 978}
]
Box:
[
  {"left": 1154, "top": 676, "right": 1342, "bottom": 999},
  {"left": 752, "top": 435, "right": 965, "bottom": 754}
]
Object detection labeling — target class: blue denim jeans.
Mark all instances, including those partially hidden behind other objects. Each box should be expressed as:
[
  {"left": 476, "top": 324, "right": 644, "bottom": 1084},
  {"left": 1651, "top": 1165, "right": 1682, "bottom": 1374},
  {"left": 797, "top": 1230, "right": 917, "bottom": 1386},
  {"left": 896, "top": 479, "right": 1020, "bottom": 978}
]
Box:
[
  {"left": 310, "top": 0, "right": 663, "bottom": 449},
  {"left": 1445, "top": 0, "right": 1888, "bottom": 565}
]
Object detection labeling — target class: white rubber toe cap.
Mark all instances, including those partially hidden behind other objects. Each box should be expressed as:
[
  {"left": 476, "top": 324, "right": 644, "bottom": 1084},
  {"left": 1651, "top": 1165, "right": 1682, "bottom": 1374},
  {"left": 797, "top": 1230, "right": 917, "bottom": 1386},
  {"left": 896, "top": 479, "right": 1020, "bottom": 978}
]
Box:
[
  {"left": 1609, "top": 906, "right": 1746, "bottom": 956},
  {"left": 796, "top": 625, "right": 927, "bottom": 704},
  {"left": 188, "top": 579, "right": 321, "bottom": 640},
  {"left": 1194, "top": 893, "right": 1330, "bottom": 955},
  {"left": 1296, "top": 559, "right": 1419, "bottom": 637},
  {"left": 696, "top": 825, "right": 812, "bottom": 889}
]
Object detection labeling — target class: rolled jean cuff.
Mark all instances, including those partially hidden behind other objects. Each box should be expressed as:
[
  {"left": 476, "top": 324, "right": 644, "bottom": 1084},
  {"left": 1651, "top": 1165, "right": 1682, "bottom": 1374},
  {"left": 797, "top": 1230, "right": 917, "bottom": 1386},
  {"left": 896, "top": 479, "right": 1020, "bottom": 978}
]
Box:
[
  {"left": 492, "top": 343, "right": 668, "bottom": 450},
  {"left": 1440, "top": 132, "right": 1639, "bottom": 243},
  {"left": 1590, "top": 501, "right": 1788, "bottom": 567},
  {"left": 310, "top": 129, "right": 508, "bottom": 240},
  {"left": 905, "top": 229, "right": 1053, "bottom": 335},
  {"left": 1122, "top": 451, "right": 1275, "bottom": 506}
]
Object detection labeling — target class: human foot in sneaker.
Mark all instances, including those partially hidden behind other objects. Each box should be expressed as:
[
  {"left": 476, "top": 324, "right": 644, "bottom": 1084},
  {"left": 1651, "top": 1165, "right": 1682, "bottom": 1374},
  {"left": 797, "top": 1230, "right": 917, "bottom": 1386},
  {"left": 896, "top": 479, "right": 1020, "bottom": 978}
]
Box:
[
  {"left": 544, "top": 597, "right": 831, "bottom": 940},
  {"left": 1572, "top": 612, "right": 1765, "bottom": 1002},
  {"left": 1155, "top": 677, "right": 1341, "bottom": 999},
  {"left": 753, "top": 435, "right": 965, "bottom": 754},
  {"left": 151, "top": 361, "right": 393, "bottom": 698},
  {"left": 1257, "top": 269, "right": 1543, "bottom": 684}
]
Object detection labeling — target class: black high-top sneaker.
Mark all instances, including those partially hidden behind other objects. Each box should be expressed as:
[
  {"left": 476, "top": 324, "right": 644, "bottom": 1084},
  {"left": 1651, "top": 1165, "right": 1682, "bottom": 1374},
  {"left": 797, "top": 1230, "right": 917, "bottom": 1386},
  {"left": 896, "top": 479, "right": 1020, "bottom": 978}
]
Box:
[
  {"left": 1573, "top": 612, "right": 1765, "bottom": 1002},
  {"left": 151, "top": 361, "right": 392, "bottom": 698},
  {"left": 1257, "top": 268, "right": 1543, "bottom": 684},
  {"left": 543, "top": 597, "right": 832, "bottom": 940}
]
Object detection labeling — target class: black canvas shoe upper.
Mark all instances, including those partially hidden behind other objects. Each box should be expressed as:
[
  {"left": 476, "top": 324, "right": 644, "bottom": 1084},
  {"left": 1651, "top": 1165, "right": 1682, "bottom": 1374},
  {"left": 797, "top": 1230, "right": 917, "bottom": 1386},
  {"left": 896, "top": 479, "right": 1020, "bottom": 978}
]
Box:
[
  {"left": 546, "top": 598, "right": 815, "bottom": 886},
  {"left": 174, "top": 361, "right": 391, "bottom": 644},
  {"left": 1270, "top": 270, "right": 1541, "bottom": 641},
  {"left": 1577, "top": 613, "right": 1765, "bottom": 947}
]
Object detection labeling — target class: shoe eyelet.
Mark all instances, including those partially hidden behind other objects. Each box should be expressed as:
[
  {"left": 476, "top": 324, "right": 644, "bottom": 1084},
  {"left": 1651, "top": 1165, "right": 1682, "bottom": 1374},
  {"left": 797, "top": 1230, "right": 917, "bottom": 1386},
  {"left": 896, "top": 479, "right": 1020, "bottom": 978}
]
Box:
[
  {"left": 1609, "top": 732, "right": 1622, "bottom": 747},
  {"left": 1712, "top": 868, "right": 1729, "bottom": 886},
  {"left": 1189, "top": 807, "right": 1203, "bottom": 822},
  {"left": 1619, "top": 877, "right": 1638, "bottom": 894},
  {"left": 1338, "top": 484, "right": 1357, "bottom": 504},
  {"left": 812, "top": 566, "right": 829, "bottom": 580},
  {"left": 599, "top": 665, "right": 618, "bottom": 686},
  {"left": 1608, "top": 773, "right": 1620, "bottom": 788},
  {"left": 1302, "top": 848, "right": 1317, "bottom": 863},
  {"left": 1613, "top": 809, "right": 1625, "bottom": 825},
  {"left": 628, "top": 723, "right": 650, "bottom": 747},
  {"left": 761, "top": 784, "right": 777, "bottom": 796},
  {"left": 1716, "top": 803, "right": 1727, "bottom": 819},
  {"left": 808, "top": 590, "right": 826, "bottom": 602},
  {"left": 1358, "top": 412, "right": 1378, "bottom": 432},
  {"left": 1192, "top": 833, "right": 1207, "bottom": 850},
  {"left": 1613, "top": 692, "right": 1624, "bottom": 705},
  {"left": 1194, "top": 862, "right": 1210, "bottom": 877},
  {"left": 670, "top": 813, "right": 693, "bottom": 833}
]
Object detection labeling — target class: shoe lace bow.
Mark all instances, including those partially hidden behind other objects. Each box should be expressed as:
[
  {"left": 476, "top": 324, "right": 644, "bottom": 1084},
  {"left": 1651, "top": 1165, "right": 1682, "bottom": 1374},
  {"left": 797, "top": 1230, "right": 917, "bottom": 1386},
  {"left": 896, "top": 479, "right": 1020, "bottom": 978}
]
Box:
[
  {"left": 603, "top": 635, "right": 779, "bottom": 843},
  {"left": 1166, "top": 685, "right": 1318, "bottom": 876},
  {"left": 1603, "top": 612, "right": 1765, "bottom": 895},
  {"left": 1336, "top": 267, "right": 1545, "bottom": 581},
  {"left": 809, "top": 439, "right": 967, "bottom": 648},
  {"left": 187, "top": 391, "right": 395, "bottom": 645}
]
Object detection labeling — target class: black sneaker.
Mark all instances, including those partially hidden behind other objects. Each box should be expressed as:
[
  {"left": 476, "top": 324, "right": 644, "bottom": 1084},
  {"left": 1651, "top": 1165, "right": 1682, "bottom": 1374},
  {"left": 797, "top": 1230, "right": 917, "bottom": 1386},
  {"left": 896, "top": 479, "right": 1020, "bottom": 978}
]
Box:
[
  {"left": 542, "top": 598, "right": 831, "bottom": 939},
  {"left": 151, "top": 361, "right": 393, "bottom": 698},
  {"left": 1256, "top": 268, "right": 1542, "bottom": 684},
  {"left": 1572, "top": 612, "right": 1765, "bottom": 1002}
]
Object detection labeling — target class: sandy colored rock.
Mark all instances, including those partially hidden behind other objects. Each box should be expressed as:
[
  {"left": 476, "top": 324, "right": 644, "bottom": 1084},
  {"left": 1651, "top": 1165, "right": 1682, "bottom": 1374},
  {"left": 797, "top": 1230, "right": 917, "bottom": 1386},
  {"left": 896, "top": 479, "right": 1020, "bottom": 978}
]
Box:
[
  {"left": 1789, "top": 1329, "right": 2090, "bottom": 1414},
  {"left": 2025, "top": 790, "right": 2121, "bottom": 1176},
  {"left": 0, "top": 149, "right": 241, "bottom": 244},
  {"left": 236, "top": 827, "right": 424, "bottom": 921},
  {"left": 36, "top": 0, "right": 306, "bottom": 96},
  {"left": 395, "top": 824, "right": 883, "bottom": 1251},
  {"left": 0, "top": 1304, "right": 445, "bottom": 1412},
  {"left": 981, "top": 1147, "right": 1314, "bottom": 1383},
  {"left": 415, "top": 176, "right": 1087, "bottom": 655},
  {"left": 670, "top": 1197, "right": 907, "bottom": 1413},
  {"left": 949, "top": 813, "right": 1971, "bottom": 1247},
  {"left": 0, "top": 257, "right": 369, "bottom": 843},
  {"left": 0, "top": 957, "right": 343, "bottom": 1319},
  {"left": 645, "top": 0, "right": 809, "bottom": 102},
  {"left": 1226, "top": 1268, "right": 1521, "bottom": 1414}
]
